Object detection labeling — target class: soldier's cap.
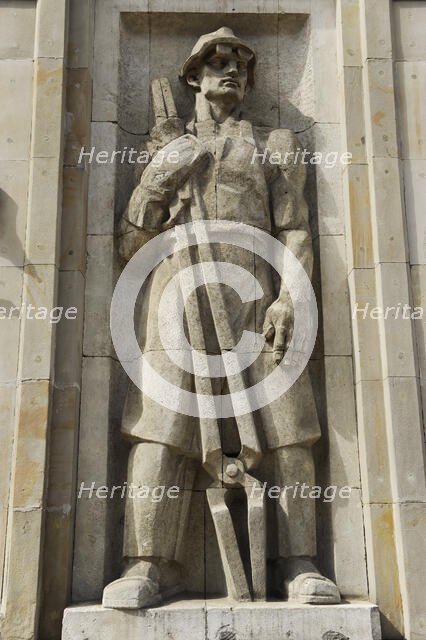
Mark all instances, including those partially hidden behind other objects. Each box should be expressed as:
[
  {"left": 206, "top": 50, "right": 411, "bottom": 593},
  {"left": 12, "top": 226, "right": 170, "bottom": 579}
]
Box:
[{"left": 180, "top": 27, "right": 256, "bottom": 88}]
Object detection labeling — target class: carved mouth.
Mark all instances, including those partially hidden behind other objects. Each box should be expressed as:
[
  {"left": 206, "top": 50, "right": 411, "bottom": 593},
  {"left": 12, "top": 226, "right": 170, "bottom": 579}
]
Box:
[{"left": 221, "top": 78, "right": 239, "bottom": 87}]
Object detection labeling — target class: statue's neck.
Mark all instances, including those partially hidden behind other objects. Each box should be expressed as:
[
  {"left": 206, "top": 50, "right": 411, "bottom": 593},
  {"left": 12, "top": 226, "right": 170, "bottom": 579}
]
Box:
[{"left": 195, "top": 93, "right": 240, "bottom": 124}]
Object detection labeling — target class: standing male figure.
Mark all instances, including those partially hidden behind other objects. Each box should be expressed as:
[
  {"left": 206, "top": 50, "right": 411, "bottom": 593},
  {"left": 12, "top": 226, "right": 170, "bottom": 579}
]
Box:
[{"left": 103, "top": 27, "right": 340, "bottom": 608}]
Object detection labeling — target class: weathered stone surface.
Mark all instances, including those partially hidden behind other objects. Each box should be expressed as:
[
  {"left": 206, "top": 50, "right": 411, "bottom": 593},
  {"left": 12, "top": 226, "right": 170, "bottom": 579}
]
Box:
[
  {"left": 311, "top": 0, "right": 339, "bottom": 124},
  {"left": 340, "top": 67, "right": 366, "bottom": 164},
  {"left": 19, "top": 264, "right": 57, "bottom": 381},
  {"left": 319, "top": 235, "right": 352, "bottom": 356},
  {"left": 0, "top": 1, "right": 36, "bottom": 59},
  {"left": 65, "top": 68, "right": 91, "bottom": 167},
  {"left": 82, "top": 234, "right": 114, "bottom": 357},
  {"left": 0, "top": 59, "right": 33, "bottom": 161},
  {"left": 0, "top": 159, "right": 29, "bottom": 267},
  {"left": 338, "top": 0, "right": 362, "bottom": 67},
  {"left": 363, "top": 503, "right": 404, "bottom": 636},
  {"left": 0, "top": 266, "right": 23, "bottom": 384},
  {"left": 363, "top": 59, "right": 398, "bottom": 159},
  {"left": 86, "top": 123, "right": 117, "bottom": 235},
  {"left": 359, "top": 0, "right": 392, "bottom": 60},
  {"left": 402, "top": 159, "right": 426, "bottom": 265},
  {"left": 54, "top": 270, "right": 85, "bottom": 386},
  {"left": 344, "top": 165, "right": 373, "bottom": 270},
  {"left": 324, "top": 356, "right": 360, "bottom": 488},
  {"left": 25, "top": 156, "right": 61, "bottom": 266},
  {"left": 31, "top": 57, "right": 65, "bottom": 159},
  {"left": 355, "top": 379, "right": 391, "bottom": 503},
  {"left": 382, "top": 376, "right": 426, "bottom": 503},
  {"left": 348, "top": 268, "right": 382, "bottom": 382},
  {"left": 411, "top": 265, "right": 426, "bottom": 420},
  {"left": 68, "top": 0, "right": 94, "bottom": 69},
  {"left": 62, "top": 601, "right": 381, "bottom": 640},
  {"left": 11, "top": 380, "right": 50, "bottom": 509},
  {"left": 393, "top": 0, "right": 426, "bottom": 62},
  {"left": 396, "top": 61, "right": 426, "bottom": 161},
  {"left": 368, "top": 157, "right": 408, "bottom": 264},
  {"left": 34, "top": 0, "right": 67, "bottom": 59},
  {"left": 375, "top": 262, "right": 417, "bottom": 379},
  {"left": 61, "top": 167, "right": 88, "bottom": 272},
  {"left": 72, "top": 356, "right": 112, "bottom": 601}
]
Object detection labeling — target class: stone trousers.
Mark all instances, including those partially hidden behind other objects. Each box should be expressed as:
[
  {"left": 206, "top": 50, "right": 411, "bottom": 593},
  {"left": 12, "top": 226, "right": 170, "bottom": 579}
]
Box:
[{"left": 123, "top": 441, "right": 317, "bottom": 563}]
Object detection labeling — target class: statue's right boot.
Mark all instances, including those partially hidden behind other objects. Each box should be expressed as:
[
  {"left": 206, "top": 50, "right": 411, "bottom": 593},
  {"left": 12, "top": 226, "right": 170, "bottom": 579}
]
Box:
[{"left": 102, "top": 558, "right": 184, "bottom": 610}]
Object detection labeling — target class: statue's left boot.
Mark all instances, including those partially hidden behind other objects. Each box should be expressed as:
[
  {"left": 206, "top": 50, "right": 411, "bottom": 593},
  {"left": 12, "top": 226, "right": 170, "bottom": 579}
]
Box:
[{"left": 283, "top": 557, "right": 341, "bottom": 604}]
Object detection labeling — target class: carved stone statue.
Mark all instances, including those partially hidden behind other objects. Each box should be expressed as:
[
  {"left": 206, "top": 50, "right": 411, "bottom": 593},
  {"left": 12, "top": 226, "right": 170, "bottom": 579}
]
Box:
[{"left": 103, "top": 27, "right": 340, "bottom": 609}]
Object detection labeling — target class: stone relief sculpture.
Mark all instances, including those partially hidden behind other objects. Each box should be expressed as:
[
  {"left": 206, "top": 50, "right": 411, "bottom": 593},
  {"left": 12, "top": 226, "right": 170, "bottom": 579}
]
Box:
[{"left": 103, "top": 27, "right": 340, "bottom": 609}]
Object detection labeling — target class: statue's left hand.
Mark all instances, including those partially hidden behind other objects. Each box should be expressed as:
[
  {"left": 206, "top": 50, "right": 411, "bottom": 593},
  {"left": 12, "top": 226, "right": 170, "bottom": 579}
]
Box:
[{"left": 263, "top": 298, "right": 294, "bottom": 364}]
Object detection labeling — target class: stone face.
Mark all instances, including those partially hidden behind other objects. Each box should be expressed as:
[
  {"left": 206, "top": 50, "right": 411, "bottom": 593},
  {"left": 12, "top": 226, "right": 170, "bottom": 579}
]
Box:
[{"left": 62, "top": 601, "right": 381, "bottom": 640}]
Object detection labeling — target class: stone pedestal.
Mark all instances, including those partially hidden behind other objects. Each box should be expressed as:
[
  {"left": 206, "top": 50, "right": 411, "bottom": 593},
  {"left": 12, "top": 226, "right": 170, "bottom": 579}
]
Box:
[{"left": 62, "top": 600, "right": 381, "bottom": 640}]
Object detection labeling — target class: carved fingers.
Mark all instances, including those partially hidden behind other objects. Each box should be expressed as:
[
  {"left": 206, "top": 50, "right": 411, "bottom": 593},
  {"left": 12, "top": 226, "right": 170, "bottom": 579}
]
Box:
[{"left": 263, "top": 299, "right": 294, "bottom": 364}]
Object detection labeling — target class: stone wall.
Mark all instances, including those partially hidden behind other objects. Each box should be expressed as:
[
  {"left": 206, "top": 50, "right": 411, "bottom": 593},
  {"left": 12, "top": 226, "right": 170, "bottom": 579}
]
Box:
[{"left": 0, "top": 1, "right": 425, "bottom": 639}]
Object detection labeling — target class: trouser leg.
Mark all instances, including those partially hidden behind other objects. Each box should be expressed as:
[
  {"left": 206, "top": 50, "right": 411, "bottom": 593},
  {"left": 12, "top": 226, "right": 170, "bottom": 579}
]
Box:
[
  {"left": 123, "top": 441, "right": 196, "bottom": 562},
  {"left": 274, "top": 445, "right": 317, "bottom": 558}
]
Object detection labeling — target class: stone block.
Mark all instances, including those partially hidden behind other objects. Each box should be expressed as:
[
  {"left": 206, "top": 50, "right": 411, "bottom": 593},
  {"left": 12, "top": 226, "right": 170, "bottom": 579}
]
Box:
[
  {"left": 324, "top": 356, "right": 360, "bottom": 488},
  {"left": 34, "top": 0, "right": 67, "bottom": 59},
  {"left": 344, "top": 164, "right": 373, "bottom": 270},
  {"left": 54, "top": 270, "right": 84, "bottom": 386},
  {"left": 0, "top": 385, "right": 15, "bottom": 580},
  {"left": 26, "top": 156, "right": 62, "bottom": 266},
  {"left": 319, "top": 235, "right": 352, "bottom": 356},
  {"left": 92, "top": 1, "right": 120, "bottom": 122},
  {"left": 19, "top": 264, "right": 58, "bottom": 381},
  {"left": 369, "top": 158, "right": 407, "bottom": 264},
  {"left": 383, "top": 376, "right": 426, "bottom": 503},
  {"left": 327, "top": 489, "right": 368, "bottom": 598},
  {"left": 0, "top": 0, "right": 36, "bottom": 59},
  {"left": 0, "top": 59, "right": 33, "bottom": 161},
  {"left": 87, "top": 122, "right": 117, "bottom": 235},
  {"left": 395, "top": 61, "right": 426, "bottom": 161},
  {"left": 355, "top": 380, "right": 391, "bottom": 503},
  {"left": 277, "top": 13, "right": 314, "bottom": 132},
  {"left": 396, "top": 501, "right": 426, "bottom": 639},
  {"left": 0, "top": 266, "right": 23, "bottom": 384},
  {"left": 62, "top": 601, "right": 381, "bottom": 640},
  {"left": 0, "top": 159, "right": 29, "bottom": 268},
  {"left": 359, "top": 0, "right": 392, "bottom": 60},
  {"left": 68, "top": 0, "right": 94, "bottom": 69},
  {"left": 393, "top": 0, "right": 426, "bottom": 62},
  {"left": 411, "top": 264, "right": 426, "bottom": 421},
  {"left": 31, "top": 57, "right": 65, "bottom": 159},
  {"left": 73, "top": 356, "right": 112, "bottom": 601},
  {"left": 83, "top": 234, "right": 114, "bottom": 357},
  {"left": 11, "top": 380, "right": 50, "bottom": 509},
  {"left": 375, "top": 261, "right": 417, "bottom": 378},
  {"left": 338, "top": 0, "right": 362, "bottom": 67},
  {"left": 61, "top": 167, "right": 88, "bottom": 272},
  {"left": 348, "top": 268, "right": 382, "bottom": 382},
  {"left": 65, "top": 68, "right": 91, "bottom": 167},
  {"left": 341, "top": 67, "right": 366, "bottom": 164},
  {"left": 311, "top": 0, "right": 339, "bottom": 124},
  {"left": 48, "top": 385, "right": 80, "bottom": 508},
  {"left": 363, "top": 503, "right": 404, "bottom": 636},
  {"left": 1, "top": 508, "right": 44, "bottom": 640},
  {"left": 363, "top": 59, "right": 398, "bottom": 158},
  {"left": 297, "top": 124, "right": 345, "bottom": 237},
  {"left": 119, "top": 13, "right": 150, "bottom": 135},
  {"left": 402, "top": 159, "right": 426, "bottom": 265}
]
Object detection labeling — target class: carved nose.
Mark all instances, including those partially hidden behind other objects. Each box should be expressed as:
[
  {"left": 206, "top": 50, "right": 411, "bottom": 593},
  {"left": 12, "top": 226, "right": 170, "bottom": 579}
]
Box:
[{"left": 225, "top": 62, "right": 238, "bottom": 76}]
